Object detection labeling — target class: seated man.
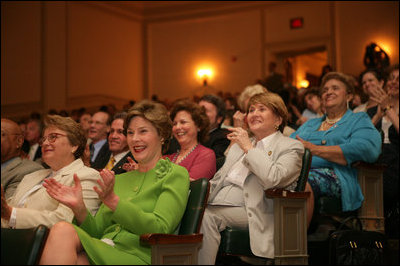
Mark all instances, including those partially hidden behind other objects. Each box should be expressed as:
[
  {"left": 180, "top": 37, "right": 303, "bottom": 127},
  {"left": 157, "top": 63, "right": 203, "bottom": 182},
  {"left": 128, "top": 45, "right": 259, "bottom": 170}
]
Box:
[
  {"left": 88, "top": 111, "right": 111, "bottom": 170},
  {"left": 25, "top": 118, "right": 44, "bottom": 163},
  {"left": 199, "top": 94, "right": 230, "bottom": 162},
  {"left": 1, "top": 118, "right": 44, "bottom": 200},
  {"left": 105, "top": 112, "right": 135, "bottom": 175}
]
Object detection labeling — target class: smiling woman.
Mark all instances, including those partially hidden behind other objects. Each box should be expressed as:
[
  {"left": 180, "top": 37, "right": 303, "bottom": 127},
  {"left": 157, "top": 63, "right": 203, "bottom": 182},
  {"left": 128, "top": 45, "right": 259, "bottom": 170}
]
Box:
[
  {"left": 38, "top": 100, "right": 190, "bottom": 265},
  {"left": 166, "top": 99, "right": 216, "bottom": 181},
  {"left": 1, "top": 115, "right": 101, "bottom": 229},
  {"left": 290, "top": 72, "right": 382, "bottom": 226},
  {"left": 197, "top": 92, "right": 304, "bottom": 264}
]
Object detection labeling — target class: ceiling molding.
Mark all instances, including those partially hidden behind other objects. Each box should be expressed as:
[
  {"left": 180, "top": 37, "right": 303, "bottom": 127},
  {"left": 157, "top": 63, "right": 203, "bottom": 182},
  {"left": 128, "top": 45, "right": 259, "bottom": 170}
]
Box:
[{"left": 100, "top": 1, "right": 292, "bottom": 23}]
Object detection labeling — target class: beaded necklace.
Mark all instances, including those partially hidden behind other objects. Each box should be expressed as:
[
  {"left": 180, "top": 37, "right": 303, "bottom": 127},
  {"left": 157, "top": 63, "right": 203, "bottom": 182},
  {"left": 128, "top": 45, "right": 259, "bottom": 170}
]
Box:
[
  {"left": 325, "top": 115, "right": 343, "bottom": 124},
  {"left": 172, "top": 144, "right": 198, "bottom": 164}
]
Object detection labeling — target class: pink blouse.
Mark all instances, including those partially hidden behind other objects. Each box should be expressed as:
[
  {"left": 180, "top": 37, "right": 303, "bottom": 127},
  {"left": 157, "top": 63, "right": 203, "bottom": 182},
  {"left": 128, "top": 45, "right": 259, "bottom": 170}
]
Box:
[{"left": 165, "top": 144, "right": 216, "bottom": 180}]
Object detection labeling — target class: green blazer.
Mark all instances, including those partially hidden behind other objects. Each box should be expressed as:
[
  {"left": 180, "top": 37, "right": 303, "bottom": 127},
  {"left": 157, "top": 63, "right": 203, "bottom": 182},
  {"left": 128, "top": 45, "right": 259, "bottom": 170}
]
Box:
[{"left": 74, "top": 158, "right": 190, "bottom": 265}]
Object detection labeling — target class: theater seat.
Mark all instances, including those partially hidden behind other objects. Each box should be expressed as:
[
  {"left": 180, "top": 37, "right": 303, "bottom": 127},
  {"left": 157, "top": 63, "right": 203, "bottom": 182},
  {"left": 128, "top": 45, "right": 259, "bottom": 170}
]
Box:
[
  {"left": 1, "top": 224, "right": 49, "bottom": 265},
  {"left": 218, "top": 148, "right": 312, "bottom": 265},
  {"left": 140, "top": 177, "right": 210, "bottom": 265}
]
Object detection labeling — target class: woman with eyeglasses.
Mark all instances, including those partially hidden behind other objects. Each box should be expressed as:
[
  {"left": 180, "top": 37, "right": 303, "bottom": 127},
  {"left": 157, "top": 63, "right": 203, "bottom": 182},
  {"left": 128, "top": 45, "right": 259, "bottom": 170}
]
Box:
[{"left": 1, "top": 115, "right": 101, "bottom": 229}]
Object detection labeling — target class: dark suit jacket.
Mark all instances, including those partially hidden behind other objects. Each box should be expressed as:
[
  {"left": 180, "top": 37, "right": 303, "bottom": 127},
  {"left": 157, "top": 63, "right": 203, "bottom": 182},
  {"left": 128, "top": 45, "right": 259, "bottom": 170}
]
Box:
[
  {"left": 33, "top": 146, "right": 42, "bottom": 161},
  {"left": 112, "top": 151, "right": 135, "bottom": 175},
  {"left": 90, "top": 141, "right": 111, "bottom": 170},
  {"left": 204, "top": 127, "right": 230, "bottom": 160}
]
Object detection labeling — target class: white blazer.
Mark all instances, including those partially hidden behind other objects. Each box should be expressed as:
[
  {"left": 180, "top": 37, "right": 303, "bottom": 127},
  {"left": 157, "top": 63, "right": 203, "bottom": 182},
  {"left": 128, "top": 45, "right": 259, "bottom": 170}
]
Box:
[
  {"left": 2, "top": 159, "right": 101, "bottom": 229},
  {"left": 209, "top": 131, "right": 304, "bottom": 258}
]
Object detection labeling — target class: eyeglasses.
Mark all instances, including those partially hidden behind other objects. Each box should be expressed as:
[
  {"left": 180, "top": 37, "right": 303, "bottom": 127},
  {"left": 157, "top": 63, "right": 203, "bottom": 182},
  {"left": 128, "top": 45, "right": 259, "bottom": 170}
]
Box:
[
  {"left": 39, "top": 133, "right": 67, "bottom": 146},
  {"left": 1, "top": 131, "right": 22, "bottom": 138}
]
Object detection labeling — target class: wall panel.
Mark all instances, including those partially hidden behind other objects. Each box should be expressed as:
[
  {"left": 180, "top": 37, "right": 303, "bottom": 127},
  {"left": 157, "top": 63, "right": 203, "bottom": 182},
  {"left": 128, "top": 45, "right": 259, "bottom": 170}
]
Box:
[{"left": 148, "top": 10, "right": 262, "bottom": 101}]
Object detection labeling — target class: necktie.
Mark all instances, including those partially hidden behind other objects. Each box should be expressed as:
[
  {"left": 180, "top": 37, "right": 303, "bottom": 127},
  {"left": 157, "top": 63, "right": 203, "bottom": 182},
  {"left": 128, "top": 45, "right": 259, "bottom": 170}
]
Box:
[
  {"left": 89, "top": 143, "right": 94, "bottom": 162},
  {"left": 105, "top": 156, "right": 115, "bottom": 170}
]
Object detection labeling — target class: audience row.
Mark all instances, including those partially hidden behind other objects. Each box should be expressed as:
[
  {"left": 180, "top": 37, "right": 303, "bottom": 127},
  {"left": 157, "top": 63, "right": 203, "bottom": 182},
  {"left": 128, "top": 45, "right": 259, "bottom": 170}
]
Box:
[{"left": 1, "top": 64, "right": 398, "bottom": 264}]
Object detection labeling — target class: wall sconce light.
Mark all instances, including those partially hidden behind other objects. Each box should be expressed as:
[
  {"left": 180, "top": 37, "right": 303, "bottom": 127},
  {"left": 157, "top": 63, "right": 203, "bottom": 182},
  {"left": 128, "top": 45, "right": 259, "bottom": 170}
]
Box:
[
  {"left": 299, "top": 79, "right": 309, "bottom": 88},
  {"left": 197, "top": 68, "right": 213, "bottom": 86}
]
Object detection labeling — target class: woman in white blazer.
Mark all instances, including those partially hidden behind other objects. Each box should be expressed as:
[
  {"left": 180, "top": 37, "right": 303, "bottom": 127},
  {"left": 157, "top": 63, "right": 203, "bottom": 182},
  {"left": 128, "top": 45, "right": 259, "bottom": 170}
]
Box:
[
  {"left": 1, "top": 115, "right": 101, "bottom": 229},
  {"left": 198, "top": 92, "right": 304, "bottom": 264}
]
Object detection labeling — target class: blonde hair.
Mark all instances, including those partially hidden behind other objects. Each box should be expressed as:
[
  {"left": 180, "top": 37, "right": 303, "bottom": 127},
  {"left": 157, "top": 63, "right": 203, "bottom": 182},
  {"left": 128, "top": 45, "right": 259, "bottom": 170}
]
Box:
[
  {"left": 247, "top": 92, "right": 288, "bottom": 133},
  {"left": 237, "top": 84, "right": 268, "bottom": 111},
  {"left": 125, "top": 100, "right": 172, "bottom": 153}
]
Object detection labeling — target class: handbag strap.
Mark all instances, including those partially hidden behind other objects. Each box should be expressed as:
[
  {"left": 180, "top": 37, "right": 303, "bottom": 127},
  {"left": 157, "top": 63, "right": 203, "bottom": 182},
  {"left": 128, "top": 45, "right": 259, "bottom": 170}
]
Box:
[{"left": 337, "top": 215, "right": 363, "bottom": 231}]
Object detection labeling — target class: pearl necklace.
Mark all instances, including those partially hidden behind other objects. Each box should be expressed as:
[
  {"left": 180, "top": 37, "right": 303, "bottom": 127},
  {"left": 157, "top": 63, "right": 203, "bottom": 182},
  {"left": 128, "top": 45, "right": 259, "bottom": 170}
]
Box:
[
  {"left": 172, "top": 144, "right": 198, "bottom": 164},
  {"left": 325, "top": 114, "right": 344, "bottom": 124}
]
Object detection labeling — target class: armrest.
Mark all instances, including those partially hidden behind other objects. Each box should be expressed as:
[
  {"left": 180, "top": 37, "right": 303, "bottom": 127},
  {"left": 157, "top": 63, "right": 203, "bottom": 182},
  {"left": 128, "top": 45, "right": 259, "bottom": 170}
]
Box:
[
  {"left": 265, "top": 188, "right": 310, "bottom": 199},
  {"left": 352, "top": 161, "right": 386, "bottom": 170},
  {"left": 140, "top": 233, "right": 203, "bottom": 246}
]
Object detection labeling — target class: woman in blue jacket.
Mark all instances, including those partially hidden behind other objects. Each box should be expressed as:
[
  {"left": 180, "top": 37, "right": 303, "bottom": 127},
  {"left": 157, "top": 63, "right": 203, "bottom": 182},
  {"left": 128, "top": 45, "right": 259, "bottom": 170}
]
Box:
[{"left": 291, "top": 72, "right": 382, "bottom": 226}]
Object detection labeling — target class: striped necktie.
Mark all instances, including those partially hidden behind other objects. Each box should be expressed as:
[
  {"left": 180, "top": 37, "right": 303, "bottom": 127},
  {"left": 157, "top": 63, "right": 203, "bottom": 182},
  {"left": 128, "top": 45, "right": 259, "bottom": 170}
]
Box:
[{"left": 105, "top": 156, "right": 115, "bottom": 170}]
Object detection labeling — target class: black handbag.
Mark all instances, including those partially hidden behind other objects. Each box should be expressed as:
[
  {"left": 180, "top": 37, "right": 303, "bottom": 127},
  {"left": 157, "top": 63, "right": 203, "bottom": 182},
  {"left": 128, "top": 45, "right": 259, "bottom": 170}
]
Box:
[{"left": 328, "top": 216, "right": 388, "bottom": 265}]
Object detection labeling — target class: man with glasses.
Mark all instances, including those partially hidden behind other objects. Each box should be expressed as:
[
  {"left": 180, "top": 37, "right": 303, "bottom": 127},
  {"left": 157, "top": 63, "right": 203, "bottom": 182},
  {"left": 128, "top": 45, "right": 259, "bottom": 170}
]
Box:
[
  {"left": 1, "top": 118, "right": 43, "bottom": 200},
  {"left": 88, "top": 111, "right": 111, "bottom": 170}
]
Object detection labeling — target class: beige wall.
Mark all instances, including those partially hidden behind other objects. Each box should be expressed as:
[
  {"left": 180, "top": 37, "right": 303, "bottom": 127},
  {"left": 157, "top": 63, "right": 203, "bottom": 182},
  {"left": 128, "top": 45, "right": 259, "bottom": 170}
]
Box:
[
  {"left": 148, "top": 10, "right": 262, "bottom": 101},
  {"left": 1, "top": 1, "right": 399, "bottom": 120},
  {"left": 1, "top": 1, "right": 143, "bottom": 120},
  {"left": 335, "top": 1, "right": 399, "bottom": 74}
]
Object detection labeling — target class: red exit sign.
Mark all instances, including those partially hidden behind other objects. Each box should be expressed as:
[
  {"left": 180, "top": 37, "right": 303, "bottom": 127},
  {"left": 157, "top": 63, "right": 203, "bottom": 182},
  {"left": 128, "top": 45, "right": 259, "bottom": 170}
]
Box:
[{"left": 290, "top": 17, "right": 303, "bottom": 29}]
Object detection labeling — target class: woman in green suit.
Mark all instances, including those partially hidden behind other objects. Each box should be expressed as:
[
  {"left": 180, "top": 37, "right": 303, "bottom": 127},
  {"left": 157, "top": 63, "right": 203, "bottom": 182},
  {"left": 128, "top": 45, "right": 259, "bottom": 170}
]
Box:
[{"left": 39, "top": 100, "right": 190, "bottom": 265}]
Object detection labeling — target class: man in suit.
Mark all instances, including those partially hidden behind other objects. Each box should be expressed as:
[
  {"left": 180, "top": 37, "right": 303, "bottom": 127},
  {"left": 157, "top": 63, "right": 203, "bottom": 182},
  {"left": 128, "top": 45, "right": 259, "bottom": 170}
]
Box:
[
  {"left": 105, "top": 112, "right": 134, "bottom": 175},
  {"left": 198, "top": 94, "right": 230, "bottom": 164},
  {"left": 88, "top": 111, "right": 111, "bottom": 170},
  {"left": 1, "top": 118, "right": 43, "bottom": 200},
  {"left": 25, "top": 118, "right": 43, "bottom": 162}
]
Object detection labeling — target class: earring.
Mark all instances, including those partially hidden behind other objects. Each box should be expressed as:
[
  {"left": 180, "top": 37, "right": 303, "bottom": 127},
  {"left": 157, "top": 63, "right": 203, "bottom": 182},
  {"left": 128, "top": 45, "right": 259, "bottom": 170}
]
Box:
[{"left": 274, "top": 125, "right": 279, "bottom": 130}]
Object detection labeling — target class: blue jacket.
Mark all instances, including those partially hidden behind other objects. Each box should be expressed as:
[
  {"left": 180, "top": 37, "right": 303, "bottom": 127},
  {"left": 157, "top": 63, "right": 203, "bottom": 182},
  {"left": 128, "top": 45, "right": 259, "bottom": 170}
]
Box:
[{"left": 290, "top": 110, "right": 382, "bottom": 211}]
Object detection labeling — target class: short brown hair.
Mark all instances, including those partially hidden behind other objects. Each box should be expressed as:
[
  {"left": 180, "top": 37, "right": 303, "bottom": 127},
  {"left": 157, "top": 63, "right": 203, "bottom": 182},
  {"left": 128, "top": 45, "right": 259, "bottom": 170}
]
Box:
[
  {"left": 247, "top": 92, "right": 288, "bottom": 133},
  {"left": 125, "top": 100, "right": 172, "bottom": 153},
  {"left": 169, "top": 99, "right": 210, "bottom": 144},
  {"left": 43, "top": 115, "right": 86, "bottom": 159},
  {"left": 321, "top": 72, "right": 355, "bottom": 95}
]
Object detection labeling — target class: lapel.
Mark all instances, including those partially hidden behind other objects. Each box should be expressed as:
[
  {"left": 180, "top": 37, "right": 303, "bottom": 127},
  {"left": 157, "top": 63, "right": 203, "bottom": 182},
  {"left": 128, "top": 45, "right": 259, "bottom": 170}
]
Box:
[
  {"left": 10, "top": 168, "right": 51, "bottom": 205},
  {"left": 92, "top": 141, "right": 111, "bottom": 169},
  {"left": 220, "top": 144, "right": 245, "bottom": 177},
  {"left": 112, "top": 152, "right": 133, "bottom": 175},
  {"left": 209, "top": 143, "right": 246, "bottom": 201},
  {"left": 323, "top": 109, "right": 352, "bottom": 135},
  {"left": 52, "top": 159, "right": 84, "bottom": 183}
]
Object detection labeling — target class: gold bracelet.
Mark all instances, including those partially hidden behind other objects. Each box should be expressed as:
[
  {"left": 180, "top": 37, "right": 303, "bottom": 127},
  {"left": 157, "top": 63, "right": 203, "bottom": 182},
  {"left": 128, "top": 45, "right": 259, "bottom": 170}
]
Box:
[{"left": 383, "top": 105, "right": 393, "bottom": 113}]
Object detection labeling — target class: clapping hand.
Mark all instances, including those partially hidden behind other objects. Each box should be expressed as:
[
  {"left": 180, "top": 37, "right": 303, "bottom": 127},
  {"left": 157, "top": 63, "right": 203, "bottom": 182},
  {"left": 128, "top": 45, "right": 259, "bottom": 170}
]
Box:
[
  {"left": 122, "top": 156, "right": 138, "bottom": 172},
  {"left": 233, "top": 111, "right": 248, "bottom": 129},
  {"left": 94, "top": 169, "right": 119, "bottom": 211},
  {"left": 227, "top": 127, "right": 253, "bottom": 153},
  {"left": 43, "top": 174, "right": 86, "bottom": 214}
]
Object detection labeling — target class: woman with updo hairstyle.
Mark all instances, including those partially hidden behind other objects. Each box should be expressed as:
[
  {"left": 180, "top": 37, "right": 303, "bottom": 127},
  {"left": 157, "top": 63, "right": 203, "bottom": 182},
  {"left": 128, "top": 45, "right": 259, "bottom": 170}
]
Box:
[
  {"left": 39, "top": 100, "right": 190, "bottom": 265},
  {"left": 1, "top": 115, "right": 101, "bottom": 229},
  {"left": 166, "top": 99, "right": 216, "bottom": 180}
]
